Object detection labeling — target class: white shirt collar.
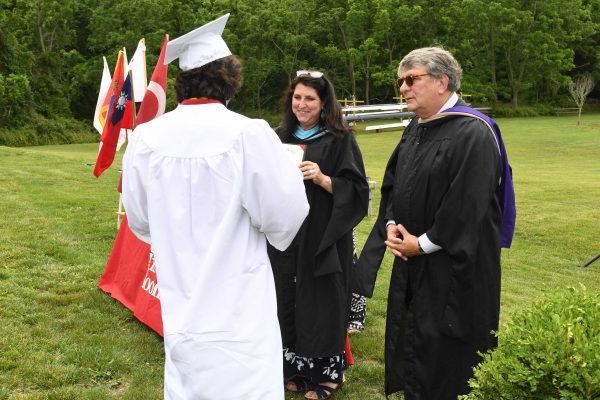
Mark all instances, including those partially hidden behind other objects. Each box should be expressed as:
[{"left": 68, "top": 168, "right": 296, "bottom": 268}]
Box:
[{"left": 437, "top": 92, "right": 459, "bottom": 114}]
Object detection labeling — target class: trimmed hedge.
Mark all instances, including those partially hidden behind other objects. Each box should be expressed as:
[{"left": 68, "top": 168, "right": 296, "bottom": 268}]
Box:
[
  {"left": 0, "top": 115, "right": 97, "bottom": 147},
  {"left": 461, "top": 286, "right": 600, "bottom": 400}
]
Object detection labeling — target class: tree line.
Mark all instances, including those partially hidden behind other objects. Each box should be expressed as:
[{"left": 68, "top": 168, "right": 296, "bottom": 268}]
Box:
[{"left": 0, "top": 0, "right": 599, "bottom": 130}]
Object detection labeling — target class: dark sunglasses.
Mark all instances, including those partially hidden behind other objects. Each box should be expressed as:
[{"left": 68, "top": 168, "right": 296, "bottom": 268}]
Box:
[{"left": 396, "top": 73, "right": 431, "bottom": 87}]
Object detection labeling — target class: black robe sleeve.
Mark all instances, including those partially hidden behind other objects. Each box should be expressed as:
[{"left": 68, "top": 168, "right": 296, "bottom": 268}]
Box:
[
  {"left": 313, "top": 133, "right": 369, "bottom": 276},
  {"left": 352, "top": 139, "right": 402, "bottom": 297}
]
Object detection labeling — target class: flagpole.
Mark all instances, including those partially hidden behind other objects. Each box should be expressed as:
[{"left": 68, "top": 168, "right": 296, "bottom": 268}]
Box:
[
  {"left": 117, "top": 190, "right": 124, "bottom": 228},
  {"left": 115, "top": 47, "right": 136, "bottom": 228},
  {"left": 115, "top": 47, "right": 126, "bottom": 228}
]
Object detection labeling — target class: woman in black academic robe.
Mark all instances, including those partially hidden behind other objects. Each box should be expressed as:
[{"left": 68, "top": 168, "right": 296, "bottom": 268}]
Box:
[{"left": 267, "top": 70, "right": 369, "bottom": 399}]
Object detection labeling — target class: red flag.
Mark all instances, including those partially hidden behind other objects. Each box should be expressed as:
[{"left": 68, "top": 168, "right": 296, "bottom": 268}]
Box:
[
  {"left": 93, "top": 51, "right": 134, "bottom": 177},
  {"left": 136, "top": 35, "right": 169, "bottom": 124},
  {"left": 98, "top": 216, "right": 163, "bottom": 335}
]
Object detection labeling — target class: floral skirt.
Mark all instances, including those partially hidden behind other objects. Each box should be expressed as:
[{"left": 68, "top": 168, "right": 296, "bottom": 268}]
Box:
[
  {"left": 283, "top": 347, "right": 345, "bottom": 384},
  {"left": 347, "top": 292, "right": 367, "bottom": 333},
  {"left": 347, "top": 229, "right": 367, "bottom": 333}
]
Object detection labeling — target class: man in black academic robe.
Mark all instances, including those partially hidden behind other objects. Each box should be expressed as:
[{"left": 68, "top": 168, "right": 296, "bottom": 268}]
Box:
[{"left": 355, "top": 47, "right": 515, "bottom": 400}]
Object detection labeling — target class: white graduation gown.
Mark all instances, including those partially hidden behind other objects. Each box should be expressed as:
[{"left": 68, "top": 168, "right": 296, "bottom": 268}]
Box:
[{"left": 122, "top": 103, "right": 309, "bottom": 400}]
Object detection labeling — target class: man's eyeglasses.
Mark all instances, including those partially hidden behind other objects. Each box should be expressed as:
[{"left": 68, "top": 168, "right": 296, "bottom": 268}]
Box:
[
  {"left": 296, "top": 70, "right": 324, "bottom": 78},
  {"left": 396, "top": 73, "right": 430, "bottom": 87}
]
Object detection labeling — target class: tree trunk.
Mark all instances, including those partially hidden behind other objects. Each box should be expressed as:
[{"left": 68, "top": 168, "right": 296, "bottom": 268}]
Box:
[
  {"left": 489, "top": 26, "right": 497, "bottom": 104},
  {"left": 387, "top": 37, "right": 399, "bottom": 100},
  {"left": 505, "top": 49, "right": 517, "bottom": 111},
  {"left": 364, "top": 58, "right": 370, "bottom": 104},
  {"left": 350, "top": 58, "right": 356, "bottom": 100},
  {"left": 36, "top": 4, "right": 46, "bottom": 53},
  {"left": 365, "top": 73, "right": 369, "bottom": 105},
  {"left": 338, "top": 22, "right": 356, "bottom": 100},
  {"left": 511, "top": 90, "right": 518, "bottom": 110},
  {"left": 513, "top": 62, "right": 527, "bottom": 111},
  {"left": 256, "top": 89, "right": 262, "bottom": 116}
]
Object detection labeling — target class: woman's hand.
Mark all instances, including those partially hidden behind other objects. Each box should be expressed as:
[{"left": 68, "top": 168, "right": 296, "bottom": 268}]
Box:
[
  {"left": 299, "top": 161, "right": 321, "bottom": 181},
  {"left": 299, "top": 161, "right": 332, "bottom": 193}
]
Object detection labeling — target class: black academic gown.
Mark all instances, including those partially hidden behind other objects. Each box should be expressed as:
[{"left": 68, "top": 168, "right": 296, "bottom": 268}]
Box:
[
  {"left": 268, "top": 129, "right": 369, "bottom": 359},
  {"left": 355, "top": 109, "right": 503, "bottom": 399}
]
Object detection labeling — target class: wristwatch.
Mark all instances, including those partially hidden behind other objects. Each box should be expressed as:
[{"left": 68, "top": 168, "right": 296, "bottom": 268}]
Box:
[{"left": 417, "top": 241, "right": 425, "bottom": 255}]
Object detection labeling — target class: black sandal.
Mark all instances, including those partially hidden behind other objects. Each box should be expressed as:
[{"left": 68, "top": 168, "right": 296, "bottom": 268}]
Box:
[
  {"left": 304, "top": 382, "right": 342, "bottom": 399},
  {"left": 285, "top": 375, "right": 312, "bottom": 392}
]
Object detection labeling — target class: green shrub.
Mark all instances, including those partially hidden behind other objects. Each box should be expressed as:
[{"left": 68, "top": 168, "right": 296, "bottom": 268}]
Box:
[
  {"left": 0, "top": 114, "right": 97, "bottom": 146},
  {"left": 0, "top": 73, "right": 33, "bottom": 125},
  {"left": 461, "top": 286, "right": 600, "bottom": 400},
  {"left": 492, "top": 104, "right": 553, "bottom": 118}
]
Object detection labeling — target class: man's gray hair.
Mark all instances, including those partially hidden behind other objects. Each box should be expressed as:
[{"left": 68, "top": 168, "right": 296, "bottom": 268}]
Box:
[{"left": 398, "top": 47, "right": 462, "bottom": 93}]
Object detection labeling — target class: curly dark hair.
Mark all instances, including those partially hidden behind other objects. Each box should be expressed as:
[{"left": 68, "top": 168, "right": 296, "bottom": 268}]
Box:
[
  {"left": 277, "top": 73, "right": 352, "bottom": 139},
  {"left": 175, "top": 55, "right": 242, "bottom": 103}
]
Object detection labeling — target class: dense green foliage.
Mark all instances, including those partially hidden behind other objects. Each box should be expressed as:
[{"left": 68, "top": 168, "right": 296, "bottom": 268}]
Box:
[
  {"left": 0, "top": 0, "right": 599, "bottom": 133},
  {"left": 460, "top": 286, "right": 600, "bottom": 400}
]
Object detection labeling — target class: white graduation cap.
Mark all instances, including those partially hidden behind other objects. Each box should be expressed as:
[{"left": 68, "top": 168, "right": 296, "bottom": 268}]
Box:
[{"left": 165, "top": 13, "right": 232, "bottom": 71}]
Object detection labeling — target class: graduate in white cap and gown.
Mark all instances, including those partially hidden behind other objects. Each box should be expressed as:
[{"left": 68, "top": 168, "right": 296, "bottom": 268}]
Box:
[{"left": 122, "top": 14, "right": 309, "bottom": 400}]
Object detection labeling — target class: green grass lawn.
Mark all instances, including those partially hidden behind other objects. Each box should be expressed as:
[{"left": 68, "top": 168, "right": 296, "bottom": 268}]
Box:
[{"left": 0, "top": 114, "right": 599, "bottom": 399}]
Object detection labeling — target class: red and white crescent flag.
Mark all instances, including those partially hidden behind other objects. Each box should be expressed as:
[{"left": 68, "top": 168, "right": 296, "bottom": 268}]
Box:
[{"left": 136, "top": 34, "right": 169, "bottom": 125}]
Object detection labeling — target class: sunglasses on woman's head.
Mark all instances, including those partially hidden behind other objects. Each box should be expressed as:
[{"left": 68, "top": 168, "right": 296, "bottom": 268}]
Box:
[
  {"left": 296, "top": 70, "right": 324, "bottom": 78},
  {"left": 396, "top": 73, "right": 430, "bottom": 87}
]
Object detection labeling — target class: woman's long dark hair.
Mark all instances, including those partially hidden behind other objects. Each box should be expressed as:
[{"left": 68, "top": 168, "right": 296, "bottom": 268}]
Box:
[{"left": 277, "top": 74, "right": 352, "bottom": 139}]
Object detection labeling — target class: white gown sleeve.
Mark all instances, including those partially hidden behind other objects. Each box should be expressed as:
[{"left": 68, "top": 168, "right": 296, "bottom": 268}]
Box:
[
  {"left": 121, "top": 132, "right": 152, "bottom": 244},
  {"left": 241, "top": 120, "right": 309, "bottom": 251}
]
